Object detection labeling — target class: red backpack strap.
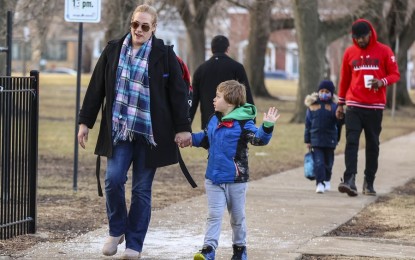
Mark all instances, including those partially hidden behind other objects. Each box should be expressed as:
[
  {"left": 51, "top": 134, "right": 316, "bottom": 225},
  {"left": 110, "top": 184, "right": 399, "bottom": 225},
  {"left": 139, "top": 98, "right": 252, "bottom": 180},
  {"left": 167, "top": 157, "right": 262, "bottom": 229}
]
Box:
[{"left": 176, "top": 56, "right": 192, "bottom": 91}]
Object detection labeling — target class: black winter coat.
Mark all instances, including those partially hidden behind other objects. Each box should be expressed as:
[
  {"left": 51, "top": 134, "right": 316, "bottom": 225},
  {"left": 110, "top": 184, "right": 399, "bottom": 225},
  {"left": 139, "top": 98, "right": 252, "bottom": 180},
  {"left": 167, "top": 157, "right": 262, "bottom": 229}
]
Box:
[
  {"left": 78, "top": 34, "right": 191, "bottom": 168},
  {"left": 189, "top": 53, "right": 254, "bottom": 129}
]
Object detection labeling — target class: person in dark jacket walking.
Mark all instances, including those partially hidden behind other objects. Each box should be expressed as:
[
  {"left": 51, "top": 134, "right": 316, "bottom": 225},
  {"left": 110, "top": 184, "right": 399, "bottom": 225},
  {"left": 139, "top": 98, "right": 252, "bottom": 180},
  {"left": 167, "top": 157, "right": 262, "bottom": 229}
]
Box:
[
  {"left": 190, "top": 35, "right": 255, "bottom": 130},
  {"left": 304, "top": 80, "right": 341, "bottom": 194},
  {"left": 77, "top": 4, "right": 191, "bottom": 259},
  {"left": 191, "top": 80, "right": 279, "bottom": 260}
]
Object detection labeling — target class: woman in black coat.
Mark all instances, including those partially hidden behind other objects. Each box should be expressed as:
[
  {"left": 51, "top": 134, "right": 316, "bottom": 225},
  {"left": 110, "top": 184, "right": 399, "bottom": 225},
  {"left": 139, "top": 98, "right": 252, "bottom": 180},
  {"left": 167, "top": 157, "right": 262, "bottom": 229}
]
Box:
[{"left": 77, "top": 4, "right": 191, "bottom": 259}]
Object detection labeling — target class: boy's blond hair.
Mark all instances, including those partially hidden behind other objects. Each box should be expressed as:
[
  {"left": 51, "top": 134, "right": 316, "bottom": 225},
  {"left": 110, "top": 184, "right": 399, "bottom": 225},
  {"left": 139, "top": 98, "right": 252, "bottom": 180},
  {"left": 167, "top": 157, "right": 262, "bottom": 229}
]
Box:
[{"left": 217, "top": 80, "right": 247, "bottom": 106}]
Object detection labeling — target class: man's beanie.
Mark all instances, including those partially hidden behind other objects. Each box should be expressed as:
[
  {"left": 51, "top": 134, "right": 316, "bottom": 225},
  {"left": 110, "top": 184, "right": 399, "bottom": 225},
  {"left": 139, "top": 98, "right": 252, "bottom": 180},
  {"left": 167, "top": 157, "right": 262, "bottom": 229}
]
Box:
[
  {"left": 352, "top": 21, "right": 370, "bottom": 38},
  {"left": 211, "top": 35, "right": 230, "bottom": 54},
  {"left": 318, "top": 80, "right": 335, "bottom": 95}
]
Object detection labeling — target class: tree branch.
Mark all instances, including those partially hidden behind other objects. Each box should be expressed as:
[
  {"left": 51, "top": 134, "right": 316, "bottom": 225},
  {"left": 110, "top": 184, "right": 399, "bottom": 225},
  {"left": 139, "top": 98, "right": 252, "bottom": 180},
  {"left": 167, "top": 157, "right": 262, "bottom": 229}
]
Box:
[
  {"left": 226, "top": 0, "right": 249, "bottom": 10},
  {"left": 321, "top": 0, "right": 384, "bottom": 43}
]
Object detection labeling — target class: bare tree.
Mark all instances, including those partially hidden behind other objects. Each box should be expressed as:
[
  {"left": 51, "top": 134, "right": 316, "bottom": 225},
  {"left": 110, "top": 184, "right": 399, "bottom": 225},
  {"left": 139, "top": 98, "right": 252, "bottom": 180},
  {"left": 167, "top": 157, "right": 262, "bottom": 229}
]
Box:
[
  {"left": 226, "top": 0, "right": 294, "bottom": 97},
  {"left": 377, "top": 0, "right": 415, "bottom": 108},
  {"left": 16, "top": 0, "right": 62, "bottom": 70},
  {"left": 170, "top": 0, "right": 220, "bottom": 72},
  {"left": 104, "top": 0, "right": 142, "bottom": 42},
  {"left": 245, "top": 0, "right": 275, "bottom": 97}
]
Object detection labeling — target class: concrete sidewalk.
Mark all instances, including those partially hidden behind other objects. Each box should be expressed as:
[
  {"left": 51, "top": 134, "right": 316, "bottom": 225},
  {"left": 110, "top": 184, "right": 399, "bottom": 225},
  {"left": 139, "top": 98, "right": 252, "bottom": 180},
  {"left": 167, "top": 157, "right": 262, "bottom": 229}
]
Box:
[{"left": 16, "top": 132, "right": 415, "bottom": 259}]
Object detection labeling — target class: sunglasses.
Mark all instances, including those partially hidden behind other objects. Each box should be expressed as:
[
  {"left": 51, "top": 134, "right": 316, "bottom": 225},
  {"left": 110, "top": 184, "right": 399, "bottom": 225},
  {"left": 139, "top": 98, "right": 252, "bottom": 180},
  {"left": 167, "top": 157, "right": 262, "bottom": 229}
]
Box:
[{"left": 130, "top": 21, "right": 151, "bottom": 32}]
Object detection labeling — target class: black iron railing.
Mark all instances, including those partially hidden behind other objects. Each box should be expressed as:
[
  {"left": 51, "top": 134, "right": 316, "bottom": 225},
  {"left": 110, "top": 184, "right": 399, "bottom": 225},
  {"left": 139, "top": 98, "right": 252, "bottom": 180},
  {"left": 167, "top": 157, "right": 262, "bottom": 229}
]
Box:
[{"left": 0, "top": 70, "right": 39, "bottom": 239}]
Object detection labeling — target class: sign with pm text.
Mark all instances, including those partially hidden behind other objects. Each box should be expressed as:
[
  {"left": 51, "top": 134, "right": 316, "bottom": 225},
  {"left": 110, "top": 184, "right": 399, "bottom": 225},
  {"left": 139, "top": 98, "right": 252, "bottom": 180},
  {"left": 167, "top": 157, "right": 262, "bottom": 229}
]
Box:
[{"left": 65, "top": 0, "right": 101, "bottom": 23}]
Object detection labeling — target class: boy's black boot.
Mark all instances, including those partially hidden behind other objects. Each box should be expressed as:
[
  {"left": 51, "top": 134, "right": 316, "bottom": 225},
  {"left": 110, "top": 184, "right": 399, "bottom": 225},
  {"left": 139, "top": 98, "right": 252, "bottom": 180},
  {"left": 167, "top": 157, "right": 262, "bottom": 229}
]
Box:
[
  {"left": 231, "top": 245, "right": 247, "bottom": 260},
  {"left": 338, "top": 174, "right": 358, "bottom": 197},
  {"left": 362, "top": 177, "right": 376, "bottom": 196}
]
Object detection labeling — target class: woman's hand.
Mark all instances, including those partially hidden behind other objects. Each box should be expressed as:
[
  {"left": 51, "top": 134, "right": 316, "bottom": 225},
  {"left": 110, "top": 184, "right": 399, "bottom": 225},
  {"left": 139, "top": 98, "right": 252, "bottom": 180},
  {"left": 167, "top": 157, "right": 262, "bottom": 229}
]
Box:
[{"left": 78, "top": 124, "right": 89, "bottom": 149}]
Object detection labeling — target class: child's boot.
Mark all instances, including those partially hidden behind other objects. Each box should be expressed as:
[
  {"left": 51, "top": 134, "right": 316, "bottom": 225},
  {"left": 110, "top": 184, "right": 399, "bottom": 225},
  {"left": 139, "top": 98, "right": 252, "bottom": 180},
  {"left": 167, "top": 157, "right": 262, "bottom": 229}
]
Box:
[
  {"left": 231, "top": 245, "right": 247, "bottom": 260},
  {"left": 194, "top": 245, "right": 215, "bottom": 260}
]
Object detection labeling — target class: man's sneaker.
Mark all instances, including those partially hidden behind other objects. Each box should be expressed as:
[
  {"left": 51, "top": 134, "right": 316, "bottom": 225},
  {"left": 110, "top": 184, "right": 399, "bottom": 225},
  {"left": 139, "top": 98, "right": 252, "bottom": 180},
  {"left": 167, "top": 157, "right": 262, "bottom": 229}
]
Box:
[
  {"left": 324, "top": 181, "right": 331, "bottom": 191},
  {"left": 338, "top": 175, "right": 358, "bottom": 197},
  {"left": 362, "top": 178, "right": 377, "bottom": 196},
  {"left": 194, "top": 245, "right": 215, "bottom": 260},
  {"left": 231, "top": 245, "right": 247, "bottom": 260},
  {"left": 316, "top": 183, "right": 325, "bottom": 194}
]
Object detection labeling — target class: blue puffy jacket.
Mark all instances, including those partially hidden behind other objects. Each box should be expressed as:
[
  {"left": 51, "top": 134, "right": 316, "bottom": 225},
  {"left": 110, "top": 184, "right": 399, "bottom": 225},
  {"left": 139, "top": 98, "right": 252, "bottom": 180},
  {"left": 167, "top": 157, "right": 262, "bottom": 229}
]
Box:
[
  {"left": 192, "top": 111, "right": 273, "bottom": 184},
  {"left": 304, "top": 93, "right": 340, "bottom": 148}
]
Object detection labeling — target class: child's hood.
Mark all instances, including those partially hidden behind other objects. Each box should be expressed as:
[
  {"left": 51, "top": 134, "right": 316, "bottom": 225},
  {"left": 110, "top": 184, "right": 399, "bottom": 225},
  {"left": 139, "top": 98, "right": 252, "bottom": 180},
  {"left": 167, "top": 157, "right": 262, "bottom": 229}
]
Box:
[
  {"left": 304, "top": 92, "right": 338, "bottom": 107},
  {"left": 222, "top": 103, "right": 257, "bottom": 121}
]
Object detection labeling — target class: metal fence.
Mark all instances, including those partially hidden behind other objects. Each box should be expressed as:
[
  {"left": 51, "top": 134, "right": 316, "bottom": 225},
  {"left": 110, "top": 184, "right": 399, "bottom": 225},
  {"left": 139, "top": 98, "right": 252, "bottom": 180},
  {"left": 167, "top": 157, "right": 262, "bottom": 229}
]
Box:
[{"left": 0, "top": 71, "right": 39, "bottom": 240}]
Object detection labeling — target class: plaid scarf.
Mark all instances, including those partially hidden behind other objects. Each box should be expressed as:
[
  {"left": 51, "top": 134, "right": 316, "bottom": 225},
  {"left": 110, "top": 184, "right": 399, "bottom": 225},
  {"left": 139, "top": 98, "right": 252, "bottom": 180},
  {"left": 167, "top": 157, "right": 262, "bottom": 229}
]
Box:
[{"left": 112, "top": 33, "right": 156, "bottom": 146}]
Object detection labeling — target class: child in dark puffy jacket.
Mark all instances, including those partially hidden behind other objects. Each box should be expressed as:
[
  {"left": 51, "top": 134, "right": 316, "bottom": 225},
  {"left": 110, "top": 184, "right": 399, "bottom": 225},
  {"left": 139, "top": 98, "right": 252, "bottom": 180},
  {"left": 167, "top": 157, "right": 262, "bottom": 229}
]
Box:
[
  {"left": 304, "top": 80, "right": 343, "bottom": 193},
  {"left": 191, "top": 80, "right": 280, "bottom": 260}
]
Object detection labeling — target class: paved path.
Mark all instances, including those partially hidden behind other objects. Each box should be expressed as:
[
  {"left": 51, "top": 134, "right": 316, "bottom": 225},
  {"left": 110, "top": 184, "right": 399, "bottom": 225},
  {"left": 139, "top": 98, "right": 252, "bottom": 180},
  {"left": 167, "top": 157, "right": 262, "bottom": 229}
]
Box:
[{"left": 14, "top": 132, "right": 415, "bottom": 259}]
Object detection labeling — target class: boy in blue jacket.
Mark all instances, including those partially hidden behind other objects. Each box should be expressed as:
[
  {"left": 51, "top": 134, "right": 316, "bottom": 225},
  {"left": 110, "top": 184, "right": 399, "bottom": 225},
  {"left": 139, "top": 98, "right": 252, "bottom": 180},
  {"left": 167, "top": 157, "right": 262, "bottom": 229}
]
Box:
[
  {"left": 304, "top": 80, "right": 342, "bottom": 193},
  {"left": 191, "top": 80, "right": 280, "bottom": 260}
]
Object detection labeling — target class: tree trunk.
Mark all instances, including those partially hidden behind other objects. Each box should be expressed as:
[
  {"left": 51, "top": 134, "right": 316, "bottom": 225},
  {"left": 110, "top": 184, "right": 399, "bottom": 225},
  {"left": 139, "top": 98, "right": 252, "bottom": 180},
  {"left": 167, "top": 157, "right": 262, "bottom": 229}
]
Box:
[
  {"left": 104, "top": 0, "right": 138, "bottom": 42},
  {"left": 245, "top": 0, "right": 273, "bottom": 97},
  {"left": 186, "top": 25, "right": 206, "bottom": 73},
  {"left": 291, "top": 0, "right": 325, "bottom": 123},
  {"left": 174, "top": 0, "right": 219, "bottom": 73},
  {"left": 383, "top": 0, "right": 414, "bottom": 107}
]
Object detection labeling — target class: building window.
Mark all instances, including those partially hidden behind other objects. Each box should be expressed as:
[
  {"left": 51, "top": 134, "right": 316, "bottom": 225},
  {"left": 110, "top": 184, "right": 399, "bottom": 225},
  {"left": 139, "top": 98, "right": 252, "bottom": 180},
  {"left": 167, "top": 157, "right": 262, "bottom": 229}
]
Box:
[
  {"left": 43, "top": 41, "right": 68, "bottom": 61},
  {"left": 286, "top": 42, "right": 299, "bottom": 79},
  {"left": 12, "top": 42, "right": 32, "bottom": 60}
]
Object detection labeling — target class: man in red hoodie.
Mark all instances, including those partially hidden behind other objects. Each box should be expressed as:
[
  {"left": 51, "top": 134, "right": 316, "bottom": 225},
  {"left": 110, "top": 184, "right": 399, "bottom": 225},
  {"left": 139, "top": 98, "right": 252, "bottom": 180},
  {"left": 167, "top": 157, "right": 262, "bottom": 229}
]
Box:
[{"left": 336, "top": 19, "right": 400, "bottom": 197}]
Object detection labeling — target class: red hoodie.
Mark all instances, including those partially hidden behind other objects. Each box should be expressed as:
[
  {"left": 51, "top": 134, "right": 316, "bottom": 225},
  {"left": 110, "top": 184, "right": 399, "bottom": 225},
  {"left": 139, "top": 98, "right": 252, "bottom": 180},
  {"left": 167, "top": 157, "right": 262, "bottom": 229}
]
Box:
[{"left": 338, "top": 19, "right": 400, "bottom": 109}]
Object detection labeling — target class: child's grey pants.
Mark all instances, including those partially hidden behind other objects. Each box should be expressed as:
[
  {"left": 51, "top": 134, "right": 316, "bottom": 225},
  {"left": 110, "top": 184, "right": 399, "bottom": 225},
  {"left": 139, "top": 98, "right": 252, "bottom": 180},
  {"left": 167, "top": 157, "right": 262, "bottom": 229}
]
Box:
[{"left": 203, "top": 179, "right": 247, "bottom": 249}]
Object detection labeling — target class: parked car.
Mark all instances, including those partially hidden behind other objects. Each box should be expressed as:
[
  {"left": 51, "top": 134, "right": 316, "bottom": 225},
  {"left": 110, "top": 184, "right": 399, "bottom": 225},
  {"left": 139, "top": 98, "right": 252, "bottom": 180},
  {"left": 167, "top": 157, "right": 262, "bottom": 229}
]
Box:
[
  {"left": 264, "top": 70, "right": 290, "bottom": 80},
  {"left": 42, "top": 67, "right": 77, "bottom": 75}
]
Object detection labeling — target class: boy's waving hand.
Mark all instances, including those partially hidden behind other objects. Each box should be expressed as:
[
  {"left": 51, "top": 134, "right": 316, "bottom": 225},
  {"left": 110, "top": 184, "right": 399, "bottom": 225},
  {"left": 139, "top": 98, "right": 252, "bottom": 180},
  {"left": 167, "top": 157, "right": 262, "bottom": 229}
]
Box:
[{"left": 263, "top": 107, "right": 280, "bottom": 124}]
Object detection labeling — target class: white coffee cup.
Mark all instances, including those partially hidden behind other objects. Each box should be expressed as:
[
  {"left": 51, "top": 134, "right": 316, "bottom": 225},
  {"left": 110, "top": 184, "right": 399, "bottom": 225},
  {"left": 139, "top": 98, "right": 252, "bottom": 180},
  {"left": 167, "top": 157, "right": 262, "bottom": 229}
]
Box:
[{"left": 364, "top": 75, "right": 374, "bottom": 88}]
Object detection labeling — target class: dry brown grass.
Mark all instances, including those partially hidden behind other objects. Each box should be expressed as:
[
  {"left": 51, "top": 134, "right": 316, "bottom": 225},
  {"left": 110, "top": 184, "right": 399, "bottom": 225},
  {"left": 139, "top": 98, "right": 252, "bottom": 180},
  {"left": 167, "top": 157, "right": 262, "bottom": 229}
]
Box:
[{"left": 328, "top": 178, "right": 415, "bottom": 242}]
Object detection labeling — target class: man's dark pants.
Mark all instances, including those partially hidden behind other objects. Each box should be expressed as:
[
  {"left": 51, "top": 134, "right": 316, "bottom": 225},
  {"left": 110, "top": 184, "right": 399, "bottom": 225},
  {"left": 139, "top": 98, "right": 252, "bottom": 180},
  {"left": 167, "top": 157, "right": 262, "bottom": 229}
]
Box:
[{"left": 344, "top": 106, "right": 383, "bottom": 185}]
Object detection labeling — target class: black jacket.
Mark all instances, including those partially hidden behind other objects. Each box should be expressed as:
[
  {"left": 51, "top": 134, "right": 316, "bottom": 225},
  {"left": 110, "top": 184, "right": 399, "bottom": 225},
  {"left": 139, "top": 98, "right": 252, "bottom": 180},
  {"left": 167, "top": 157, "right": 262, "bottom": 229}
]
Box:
[
  {"left": 190, "top": 53, "right": 254, "bottom": 129},
  {"left": 79, "top": 34, "right": 191, "bottom": 168}
]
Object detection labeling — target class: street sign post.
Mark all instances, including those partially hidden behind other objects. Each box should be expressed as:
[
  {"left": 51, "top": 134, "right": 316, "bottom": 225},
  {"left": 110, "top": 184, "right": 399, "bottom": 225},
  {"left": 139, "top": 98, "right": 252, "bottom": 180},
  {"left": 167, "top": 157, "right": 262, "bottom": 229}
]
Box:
[{"left": 65, "top": 0, "right": 101, "bottom": 192}]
